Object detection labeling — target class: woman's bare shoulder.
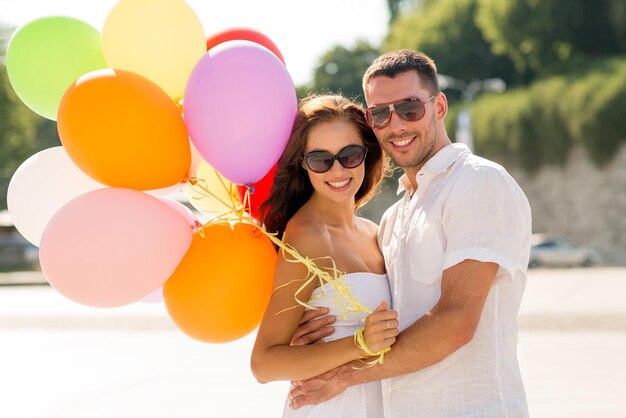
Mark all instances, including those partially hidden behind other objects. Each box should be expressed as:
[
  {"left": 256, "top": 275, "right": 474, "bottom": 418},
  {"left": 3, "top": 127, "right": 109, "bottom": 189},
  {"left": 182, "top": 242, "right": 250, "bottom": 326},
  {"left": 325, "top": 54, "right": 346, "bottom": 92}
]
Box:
[
  {"left": 357, "top": 216, "right": 380, "bottom": 237},
  {"left": 283, "top": 213, "right": 332, "bottom": 261}
]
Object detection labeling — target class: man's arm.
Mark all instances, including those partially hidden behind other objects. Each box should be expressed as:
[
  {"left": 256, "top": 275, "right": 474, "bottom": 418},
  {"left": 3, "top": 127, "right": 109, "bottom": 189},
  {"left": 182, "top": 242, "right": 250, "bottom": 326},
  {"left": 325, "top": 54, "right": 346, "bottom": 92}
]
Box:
[
  {"left": 290, "top": 307, "right": 336, "bottom": 346},
  {"left": 289, "top": 259, "right": 498, "bottom": 408}
]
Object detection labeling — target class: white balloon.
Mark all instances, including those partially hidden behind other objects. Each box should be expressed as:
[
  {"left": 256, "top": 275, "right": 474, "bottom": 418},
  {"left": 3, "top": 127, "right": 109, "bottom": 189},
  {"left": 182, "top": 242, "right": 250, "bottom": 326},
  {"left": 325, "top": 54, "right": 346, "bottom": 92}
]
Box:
[{"left": 7, "top": 146, "right": 106, "bottom": 246}]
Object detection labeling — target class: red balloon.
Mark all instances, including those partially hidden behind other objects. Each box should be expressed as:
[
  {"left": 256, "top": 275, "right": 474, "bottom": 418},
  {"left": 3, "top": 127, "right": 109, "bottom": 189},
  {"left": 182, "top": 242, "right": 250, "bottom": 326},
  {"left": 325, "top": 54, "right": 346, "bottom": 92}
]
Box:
[
  {"left": 206, "top": 27, "right": 285, "bottom": 64},
  {"left": 237, "top": 163, "right": 277, "bottom": 220}
]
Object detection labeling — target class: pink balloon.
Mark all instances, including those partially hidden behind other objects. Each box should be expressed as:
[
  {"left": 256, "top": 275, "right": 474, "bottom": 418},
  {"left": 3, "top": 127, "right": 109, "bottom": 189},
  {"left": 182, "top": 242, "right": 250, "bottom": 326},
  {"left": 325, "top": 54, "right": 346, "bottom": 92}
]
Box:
[
  {"left": 142, "top": 287, "right": 164, "bottom": 304},
  {"left": 184, "top": 40, "right": 297, "bottom": 185},
  {"left": 157, "top": 197, "right": 197, "bottom": 227},
  {"left": 39, "top": 188, "right": 193, "bottom": 308}
]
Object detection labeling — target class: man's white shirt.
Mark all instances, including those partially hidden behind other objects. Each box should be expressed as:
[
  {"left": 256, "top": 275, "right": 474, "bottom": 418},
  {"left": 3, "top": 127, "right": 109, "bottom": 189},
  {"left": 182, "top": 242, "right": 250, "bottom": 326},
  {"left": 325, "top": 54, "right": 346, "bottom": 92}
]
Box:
[{"left": 378, "top": 143, "right": 531, "bottom": 418}]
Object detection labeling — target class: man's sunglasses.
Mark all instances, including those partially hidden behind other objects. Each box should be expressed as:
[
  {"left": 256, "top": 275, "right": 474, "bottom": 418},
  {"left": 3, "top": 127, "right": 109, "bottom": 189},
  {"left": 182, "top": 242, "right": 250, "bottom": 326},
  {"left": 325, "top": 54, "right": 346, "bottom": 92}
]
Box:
[
  {"left": 365, "top": 94, "right": 437, "bottom": 129},
  {"left": 302, "top": 144, "right": 367, "bottom": 174}
]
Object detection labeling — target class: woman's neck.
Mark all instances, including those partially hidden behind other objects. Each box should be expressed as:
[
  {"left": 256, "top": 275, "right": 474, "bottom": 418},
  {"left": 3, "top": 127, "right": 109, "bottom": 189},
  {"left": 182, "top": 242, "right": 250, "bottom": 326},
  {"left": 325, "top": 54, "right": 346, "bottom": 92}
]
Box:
[{"left": 305, "top": 193, "right": 356, "bottom": 229}]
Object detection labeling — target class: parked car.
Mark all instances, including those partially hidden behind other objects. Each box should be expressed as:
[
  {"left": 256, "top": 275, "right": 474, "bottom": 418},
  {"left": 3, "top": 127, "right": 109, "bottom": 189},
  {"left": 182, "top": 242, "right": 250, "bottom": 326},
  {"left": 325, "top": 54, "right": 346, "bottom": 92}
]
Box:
[
  {"left": 0, "top": 233, "right": 40, "bottom": 271},
  {"left": 529, "top": 235, "right": 602, "bottom": 268}
]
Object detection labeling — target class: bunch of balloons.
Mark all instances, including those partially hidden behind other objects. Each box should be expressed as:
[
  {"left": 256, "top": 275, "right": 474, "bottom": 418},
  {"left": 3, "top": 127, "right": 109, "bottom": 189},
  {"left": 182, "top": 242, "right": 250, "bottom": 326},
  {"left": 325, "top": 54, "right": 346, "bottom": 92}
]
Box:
[{"left": 5, "top": 0, "right": 297, "bottom": 343}]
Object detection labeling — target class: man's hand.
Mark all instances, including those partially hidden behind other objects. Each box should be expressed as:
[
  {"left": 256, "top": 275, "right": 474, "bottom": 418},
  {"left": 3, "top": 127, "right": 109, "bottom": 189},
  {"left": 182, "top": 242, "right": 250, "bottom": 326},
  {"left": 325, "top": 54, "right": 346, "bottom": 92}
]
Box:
[
  {"left": 288, "top": 362, "right": 354, "bottom": 409},
  {"left": 290, "top": 307, "right": 336, "bottom": 346}
]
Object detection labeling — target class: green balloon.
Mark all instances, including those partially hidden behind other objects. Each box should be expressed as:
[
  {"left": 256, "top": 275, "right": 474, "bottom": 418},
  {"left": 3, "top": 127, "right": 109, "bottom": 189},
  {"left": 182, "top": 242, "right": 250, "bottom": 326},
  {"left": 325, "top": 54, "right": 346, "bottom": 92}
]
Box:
[{"left": 6, "top": 17, "right": 107, "bottom": 121}]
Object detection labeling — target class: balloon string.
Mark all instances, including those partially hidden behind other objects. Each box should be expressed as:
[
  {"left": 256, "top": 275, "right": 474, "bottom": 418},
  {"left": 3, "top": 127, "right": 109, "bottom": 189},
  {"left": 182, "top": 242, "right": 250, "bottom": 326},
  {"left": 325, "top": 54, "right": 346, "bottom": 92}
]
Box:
[
  {"left": 268, "top": 235, "right": 373, "bottom": 318},
  {"left": 240, "top": 186, "right": 253, "bottom": 216},
  {"left": 186, "top": 175, "right": 244, "bottom": 219},
  {"left": 185, "top": 174, "right": 373, "bottom": 320},
  {"left": 213, "top": 172, "right": 241, "bottom": 215}
]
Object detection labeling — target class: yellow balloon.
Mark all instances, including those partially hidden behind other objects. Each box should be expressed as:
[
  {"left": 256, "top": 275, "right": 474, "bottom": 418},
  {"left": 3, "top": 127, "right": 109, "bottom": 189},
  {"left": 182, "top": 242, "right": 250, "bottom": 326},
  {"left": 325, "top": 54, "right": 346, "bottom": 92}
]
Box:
[
  {"left": 183, "top": 159, "right": 241, "bottom": 217},
  {"left": 102, "top": 0, "right": 206, "bottom": 101}
]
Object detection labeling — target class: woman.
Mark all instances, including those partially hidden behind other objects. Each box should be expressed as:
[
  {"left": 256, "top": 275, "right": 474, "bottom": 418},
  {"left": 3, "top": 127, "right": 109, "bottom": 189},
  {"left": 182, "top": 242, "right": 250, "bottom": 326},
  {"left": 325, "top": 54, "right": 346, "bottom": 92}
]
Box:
[{"left": 251, "top": 94, "right": 399, "bottom": 417}]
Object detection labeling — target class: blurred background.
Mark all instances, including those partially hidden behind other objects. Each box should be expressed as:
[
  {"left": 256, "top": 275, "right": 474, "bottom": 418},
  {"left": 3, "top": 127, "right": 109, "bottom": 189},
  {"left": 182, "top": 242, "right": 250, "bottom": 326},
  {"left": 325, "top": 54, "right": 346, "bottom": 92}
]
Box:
[
  {"left": 1, "top": 0, "right": 625, "bottom": 417},
  {"left": 1, "top": 0, "right": 625, "bottom": 266}
]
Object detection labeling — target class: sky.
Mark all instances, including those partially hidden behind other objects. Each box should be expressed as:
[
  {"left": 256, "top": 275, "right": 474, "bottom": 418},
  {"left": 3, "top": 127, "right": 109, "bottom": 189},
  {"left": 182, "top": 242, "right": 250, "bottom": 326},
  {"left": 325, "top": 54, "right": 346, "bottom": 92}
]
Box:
[{"left": 0, "top": 0, "right": 389, "bottom": 86}]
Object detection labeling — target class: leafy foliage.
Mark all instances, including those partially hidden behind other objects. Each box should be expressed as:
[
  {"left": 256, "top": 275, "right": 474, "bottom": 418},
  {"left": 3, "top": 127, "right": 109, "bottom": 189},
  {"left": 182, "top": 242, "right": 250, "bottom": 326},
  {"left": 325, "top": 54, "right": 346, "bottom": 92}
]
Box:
[
  {"left": 467, "top": 57, "right": 626, "bottom": 172},
  {"left": 385, "top": 0, "right": 516, "bottom": 88},
  {"left": 0, "top": 64, "right": 60, "bottom": 209},
  {"left": 306, "top": 41, "right": 380, "bottom": 105},
  {"left": 386, "top": 0, "right": 424, "bottom": 24},
  {"left": 562, "top": 58, "right": 626, "bottom": 165},
  {"left": 476, "top": 0, "right": 624, "bottom": 81}
]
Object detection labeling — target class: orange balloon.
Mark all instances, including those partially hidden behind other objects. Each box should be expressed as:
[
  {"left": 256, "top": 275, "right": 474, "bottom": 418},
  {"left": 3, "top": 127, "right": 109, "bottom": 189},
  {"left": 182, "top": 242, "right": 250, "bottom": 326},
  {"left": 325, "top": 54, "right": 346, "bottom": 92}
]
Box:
[
  {"left": 57, "top": 69, "right": 191, "bottom": 190},
  {"left": 163, "top": 223, "right": 276, "bottom": 343}
]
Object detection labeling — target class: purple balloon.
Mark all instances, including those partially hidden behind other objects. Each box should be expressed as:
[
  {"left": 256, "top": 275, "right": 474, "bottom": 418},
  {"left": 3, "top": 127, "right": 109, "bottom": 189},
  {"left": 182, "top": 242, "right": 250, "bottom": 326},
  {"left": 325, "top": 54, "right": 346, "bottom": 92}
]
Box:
[{"left": 183, "top": 40, "right": 297, "bottom": 185}]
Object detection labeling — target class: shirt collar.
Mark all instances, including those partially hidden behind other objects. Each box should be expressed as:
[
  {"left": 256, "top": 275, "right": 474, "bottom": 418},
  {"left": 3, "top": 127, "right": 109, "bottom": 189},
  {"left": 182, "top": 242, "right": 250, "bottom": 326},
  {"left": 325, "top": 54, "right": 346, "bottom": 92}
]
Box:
[{"left": 396, "top": 143, "right": 471, "bottom": 195}]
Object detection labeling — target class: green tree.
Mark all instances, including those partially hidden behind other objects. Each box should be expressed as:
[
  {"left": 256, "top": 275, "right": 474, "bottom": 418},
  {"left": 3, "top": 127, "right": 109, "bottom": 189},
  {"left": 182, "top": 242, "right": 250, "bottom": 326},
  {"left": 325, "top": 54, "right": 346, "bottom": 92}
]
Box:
[
  {"left": 384, "top": 0, "right": 516, "bottom": 89},
  {"left": 0, "top": 65, "right": 40, "bottom": 209},
  {"left": 308, "top": 41, "right": 381, "bottom": 105},
  {"left": 476, "top": 0, "right": 624, "bottom": 81},
  {"left": 469, "top": 57, "right": 626, "bottom": 171},
  {"left": 609, "top": 0, "right": 626, "bottom": 51},
  {"left": 387, "top": 0, "right": 423, "bottom": 24},
  {"left": 0, "top": 24, "right": 61, "bottom": 209}
]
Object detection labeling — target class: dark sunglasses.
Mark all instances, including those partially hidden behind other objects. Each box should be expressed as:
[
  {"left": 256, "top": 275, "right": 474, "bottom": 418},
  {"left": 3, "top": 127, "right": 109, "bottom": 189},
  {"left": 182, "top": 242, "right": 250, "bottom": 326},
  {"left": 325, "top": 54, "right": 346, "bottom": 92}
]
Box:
[
  {"left": 302, "top": 144, "right": 367, "bottom": 174},
  {"left": 365, "top": 94, "right": 437, "bottom": 129}
]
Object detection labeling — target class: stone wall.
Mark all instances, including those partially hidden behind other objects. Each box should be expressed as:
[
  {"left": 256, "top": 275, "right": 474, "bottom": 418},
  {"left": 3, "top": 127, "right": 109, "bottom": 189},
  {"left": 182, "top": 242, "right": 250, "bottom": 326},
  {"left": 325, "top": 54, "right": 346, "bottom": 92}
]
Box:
[
  {"left": 360, "top": 144, "right": 626, "bottom": 265},
  {"left": 509, "top": 144, "right": 626, "bottom": 265}
]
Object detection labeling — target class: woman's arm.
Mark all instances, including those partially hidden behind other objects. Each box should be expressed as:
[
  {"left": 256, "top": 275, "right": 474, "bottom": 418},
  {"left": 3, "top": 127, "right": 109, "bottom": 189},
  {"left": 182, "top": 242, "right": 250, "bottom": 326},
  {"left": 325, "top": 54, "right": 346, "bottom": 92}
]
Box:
[{"left": 250, "top": 225, "right": 397, "bottom": 384}]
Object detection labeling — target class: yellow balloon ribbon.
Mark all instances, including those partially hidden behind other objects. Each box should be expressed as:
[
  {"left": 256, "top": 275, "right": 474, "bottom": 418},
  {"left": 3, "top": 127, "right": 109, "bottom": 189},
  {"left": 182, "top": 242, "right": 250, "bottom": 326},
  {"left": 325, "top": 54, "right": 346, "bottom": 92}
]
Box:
[{"left": 354, "top": 326, "right": 391, "bottom": 367}]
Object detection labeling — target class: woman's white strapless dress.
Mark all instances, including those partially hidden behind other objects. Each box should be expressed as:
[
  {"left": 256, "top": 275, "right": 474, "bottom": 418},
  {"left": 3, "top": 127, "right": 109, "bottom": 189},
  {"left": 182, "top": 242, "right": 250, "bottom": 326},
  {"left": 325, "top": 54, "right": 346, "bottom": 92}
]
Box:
[{"left": 282, "top": 272, "right": 391, "bottom": 418}]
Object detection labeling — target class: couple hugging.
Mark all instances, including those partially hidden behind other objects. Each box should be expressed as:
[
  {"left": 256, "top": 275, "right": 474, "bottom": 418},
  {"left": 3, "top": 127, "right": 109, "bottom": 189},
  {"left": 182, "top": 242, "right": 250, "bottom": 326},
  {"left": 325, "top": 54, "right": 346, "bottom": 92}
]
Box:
[{"left": 250, "top": 49, "right": 531, "bottom": 418}]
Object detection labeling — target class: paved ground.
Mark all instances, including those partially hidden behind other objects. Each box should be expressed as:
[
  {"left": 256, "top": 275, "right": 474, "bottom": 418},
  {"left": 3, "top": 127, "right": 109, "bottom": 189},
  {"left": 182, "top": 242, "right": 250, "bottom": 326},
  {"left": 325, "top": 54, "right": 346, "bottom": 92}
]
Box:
[{"left": 1, "top": 267, "right": 625, "bottom": 418}]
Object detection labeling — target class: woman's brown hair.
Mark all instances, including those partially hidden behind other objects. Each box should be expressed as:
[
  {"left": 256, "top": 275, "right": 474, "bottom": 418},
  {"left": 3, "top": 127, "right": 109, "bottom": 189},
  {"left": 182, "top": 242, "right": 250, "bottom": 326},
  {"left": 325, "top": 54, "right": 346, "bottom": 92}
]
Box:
[{"left": 259, "top": 94, "right": 385, "bottom": 239}]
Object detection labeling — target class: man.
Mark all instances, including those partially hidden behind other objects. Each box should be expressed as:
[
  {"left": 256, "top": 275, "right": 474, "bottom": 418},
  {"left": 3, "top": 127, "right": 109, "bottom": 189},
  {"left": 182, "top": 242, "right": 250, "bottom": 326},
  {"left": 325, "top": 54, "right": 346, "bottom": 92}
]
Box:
[{"left": 288, "top": 49, "right": 531, "bottom": 417}]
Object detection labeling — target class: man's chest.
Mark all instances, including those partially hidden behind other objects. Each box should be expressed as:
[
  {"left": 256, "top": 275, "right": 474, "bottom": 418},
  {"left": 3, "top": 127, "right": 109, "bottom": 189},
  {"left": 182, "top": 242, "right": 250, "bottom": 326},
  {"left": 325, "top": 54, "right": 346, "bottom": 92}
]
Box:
[
  {"left": 381, "top": 198, "right": 446, "bottom": 268},
  {"left": 380, "top": 202, "right": 447, "bottom": 324}
]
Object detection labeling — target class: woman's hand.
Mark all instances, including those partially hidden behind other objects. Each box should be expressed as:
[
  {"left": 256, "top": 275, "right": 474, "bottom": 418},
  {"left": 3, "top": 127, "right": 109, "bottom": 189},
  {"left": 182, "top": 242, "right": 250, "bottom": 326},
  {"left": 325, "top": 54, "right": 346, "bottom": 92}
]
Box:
[{"left": 362, "top": 301, "right": 399, "bottom": 354}]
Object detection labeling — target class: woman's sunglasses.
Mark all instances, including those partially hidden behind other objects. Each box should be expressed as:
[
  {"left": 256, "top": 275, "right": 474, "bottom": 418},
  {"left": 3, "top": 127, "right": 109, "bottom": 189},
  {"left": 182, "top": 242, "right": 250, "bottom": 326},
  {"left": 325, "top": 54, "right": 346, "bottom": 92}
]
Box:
[
  {"left": 365, "top": 94, "right": 437, "bottom": 129},
  {"left": 302, "top": 144, "right": 367, "bottom": 174}
]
